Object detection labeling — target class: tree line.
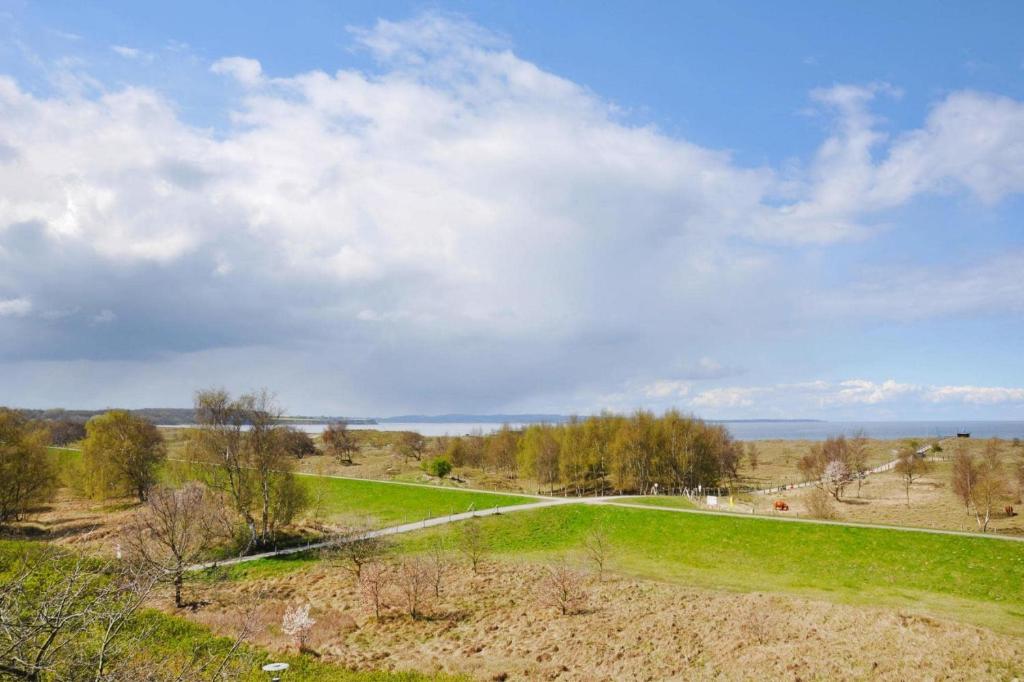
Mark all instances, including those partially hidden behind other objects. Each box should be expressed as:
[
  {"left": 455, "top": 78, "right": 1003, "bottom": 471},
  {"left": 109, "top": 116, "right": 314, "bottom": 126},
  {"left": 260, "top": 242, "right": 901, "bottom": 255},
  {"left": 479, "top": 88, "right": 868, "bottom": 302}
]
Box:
[{"left": 396, "top": 411, "right": 744, "bottom": 495}]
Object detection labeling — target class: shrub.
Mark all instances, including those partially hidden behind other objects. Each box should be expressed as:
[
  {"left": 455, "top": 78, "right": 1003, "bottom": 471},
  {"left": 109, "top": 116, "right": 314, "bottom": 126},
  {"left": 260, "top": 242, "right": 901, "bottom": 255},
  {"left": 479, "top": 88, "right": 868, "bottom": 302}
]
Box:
[{"left": 422, "top": 456, "right": 453, "bottom": 479}]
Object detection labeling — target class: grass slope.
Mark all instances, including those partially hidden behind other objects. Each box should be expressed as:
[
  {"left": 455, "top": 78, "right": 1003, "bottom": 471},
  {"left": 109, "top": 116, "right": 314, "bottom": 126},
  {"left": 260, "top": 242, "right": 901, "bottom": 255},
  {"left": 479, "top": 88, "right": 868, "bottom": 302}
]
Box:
[
  {"left": 304, "top": 475, "right": 536, "bottom": 526},
  {"left": 402, "top": 504, "right": 1024, "bottom": 633}
]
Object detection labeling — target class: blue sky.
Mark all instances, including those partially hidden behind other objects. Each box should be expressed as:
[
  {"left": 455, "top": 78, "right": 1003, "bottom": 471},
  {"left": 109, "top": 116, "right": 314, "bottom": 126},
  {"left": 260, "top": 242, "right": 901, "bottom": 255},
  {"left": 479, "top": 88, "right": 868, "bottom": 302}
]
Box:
[{"left": 1, "top": 1, "right": 1023, "bottom": 419}]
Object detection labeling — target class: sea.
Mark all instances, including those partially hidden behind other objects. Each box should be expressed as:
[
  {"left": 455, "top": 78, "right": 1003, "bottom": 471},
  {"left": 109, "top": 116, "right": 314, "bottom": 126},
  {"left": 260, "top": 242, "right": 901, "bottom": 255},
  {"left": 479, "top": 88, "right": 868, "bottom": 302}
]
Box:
[{"left": 262, "top": 420, "right": 1024, "bottom": 441}]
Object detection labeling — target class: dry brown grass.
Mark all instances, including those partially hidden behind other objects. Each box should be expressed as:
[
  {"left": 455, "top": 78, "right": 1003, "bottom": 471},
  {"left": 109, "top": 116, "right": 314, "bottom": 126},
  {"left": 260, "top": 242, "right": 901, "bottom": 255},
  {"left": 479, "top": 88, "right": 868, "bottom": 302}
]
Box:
[
  {"left": 183, "top": 558, "right": 1024, "bottom": 681},
  {"left": 763, "top": 450, "right": 1024, "bottom": 536}
]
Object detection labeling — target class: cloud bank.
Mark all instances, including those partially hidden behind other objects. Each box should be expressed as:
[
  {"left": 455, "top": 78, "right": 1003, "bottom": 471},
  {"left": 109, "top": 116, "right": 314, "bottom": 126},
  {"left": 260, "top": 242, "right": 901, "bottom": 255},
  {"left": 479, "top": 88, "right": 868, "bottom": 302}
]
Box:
[{"left": 1, "top": 13, "right": 1023, "bottom": 416}]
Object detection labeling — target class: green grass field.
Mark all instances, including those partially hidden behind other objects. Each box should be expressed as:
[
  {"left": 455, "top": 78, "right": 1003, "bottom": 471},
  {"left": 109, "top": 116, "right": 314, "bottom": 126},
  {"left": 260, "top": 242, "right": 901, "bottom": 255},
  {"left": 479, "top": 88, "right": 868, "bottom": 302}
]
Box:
[
  {"left": 397, "top": 504, "right": 1024, "bottom": 634},
  {"left": 614, "top": 495, "right": 697, "bottom": 510},
  {"left": 300, "top": 475, "right": 535, "bottom": 526}
]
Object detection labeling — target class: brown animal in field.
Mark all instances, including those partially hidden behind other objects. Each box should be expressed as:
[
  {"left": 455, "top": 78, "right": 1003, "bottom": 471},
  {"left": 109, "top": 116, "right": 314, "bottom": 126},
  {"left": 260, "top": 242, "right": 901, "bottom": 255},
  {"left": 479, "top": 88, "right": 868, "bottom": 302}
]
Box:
[
  {"left": 773, "top": 500, "right": 789, "bottom": 512},
  {"left": 1006, "top": 505, "right": 1016, "bottom": 517}
]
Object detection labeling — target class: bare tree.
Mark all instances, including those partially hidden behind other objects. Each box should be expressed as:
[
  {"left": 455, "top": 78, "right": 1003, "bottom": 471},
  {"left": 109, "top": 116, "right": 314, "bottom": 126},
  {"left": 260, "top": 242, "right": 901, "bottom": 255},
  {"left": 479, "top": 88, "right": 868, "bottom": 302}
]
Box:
[
  {"left": 322, "top": 421, "right": 358, "bottom": 465},
  {"left": 894, "top": 444, "right": 931, "bottom": 507},
  {"left": 427, "top": 537, "right": 452, "bottom": 597},
  {"left": 0, "top": 408, "right": 56, "bottom": 528},
  {"left": 358, "top": 562, "right": 392, "bottom": 621},
  {"left": 397, "top": 431, "right": 427, "bottom": 463},
  {"left": 458, "top": 519, "right": 487, "bottom": 574},
  {"left": 189, "top": 389, "right": 307, "bottom": 549},
  {"left": 0, "top": 548, "right": 157, "bottom": 680},
  {"left": 396, "top": 558, "right": 433, "bottom": 620},
  {"left": 951, "top": 440, "right": 977, "bottom": 515},
  {"left": 745, "top": 442, "right": 759, "bottom": 472},
  {"left": 123, "top": 483, "right": 235, "bottom": 607},
  {"left": 847, "top": 431, "right": 869, "bottom": 496},
  {"left": 582, "top": 525, "right": 612, "bottom": 582},
  {"left": 971, "top": 439, "right": 1009, "bottom": 532},
  {"left": 321, "top": 527, "right": 391, "bottom": 581},
  {"left": 539, "top": 557, "right": 588, "bottom": 615}
]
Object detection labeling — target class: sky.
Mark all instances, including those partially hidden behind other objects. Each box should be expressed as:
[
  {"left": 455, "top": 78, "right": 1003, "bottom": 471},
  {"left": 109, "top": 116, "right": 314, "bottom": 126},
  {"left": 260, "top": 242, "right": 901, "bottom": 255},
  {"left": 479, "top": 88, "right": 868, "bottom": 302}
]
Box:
[{"left": 1, "top": 1, "right": 1023, "bottom": 420}]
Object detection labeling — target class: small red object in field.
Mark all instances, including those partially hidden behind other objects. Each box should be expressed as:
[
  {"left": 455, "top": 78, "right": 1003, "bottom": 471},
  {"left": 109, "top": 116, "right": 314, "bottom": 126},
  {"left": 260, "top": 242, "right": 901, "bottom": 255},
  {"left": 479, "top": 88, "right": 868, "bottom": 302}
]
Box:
[{"left": 773, "top": 500, "right": 789, "bottom": 512}]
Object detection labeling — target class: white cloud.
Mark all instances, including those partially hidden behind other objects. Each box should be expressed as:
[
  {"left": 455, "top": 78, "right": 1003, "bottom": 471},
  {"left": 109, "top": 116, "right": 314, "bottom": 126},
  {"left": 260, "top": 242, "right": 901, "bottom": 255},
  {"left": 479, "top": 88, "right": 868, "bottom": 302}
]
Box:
[
  {"left": 0, "top": 297, "right": 31, "bottom": 317},
  {"left": 210, "top": 56, "right": 263, "bottom": 86},
  {"left": 111, "top": 45, "right": 152, "bottom": 63},
  {"left": 691, "top": 387, "right": 765, "bottom": 408},
  {"left": 642, "top": 380, "right": 691, "bottom": 399},
  {"left": 925, "top": 385, "right": 1024, "bottom": 404}
]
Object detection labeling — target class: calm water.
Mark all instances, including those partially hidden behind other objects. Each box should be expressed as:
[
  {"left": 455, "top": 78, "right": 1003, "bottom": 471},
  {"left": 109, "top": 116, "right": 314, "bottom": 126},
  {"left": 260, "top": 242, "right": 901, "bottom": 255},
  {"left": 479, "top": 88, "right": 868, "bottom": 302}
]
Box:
[{"left": 261, "top": 420, "right": 1024, "bottom": 440}]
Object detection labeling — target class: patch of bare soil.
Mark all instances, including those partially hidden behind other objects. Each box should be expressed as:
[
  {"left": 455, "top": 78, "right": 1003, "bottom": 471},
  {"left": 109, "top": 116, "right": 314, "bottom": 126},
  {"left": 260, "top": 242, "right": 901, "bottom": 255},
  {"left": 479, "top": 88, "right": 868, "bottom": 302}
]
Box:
[{"left": 183, "top": 560, "right": 1024, "bottom": 681}]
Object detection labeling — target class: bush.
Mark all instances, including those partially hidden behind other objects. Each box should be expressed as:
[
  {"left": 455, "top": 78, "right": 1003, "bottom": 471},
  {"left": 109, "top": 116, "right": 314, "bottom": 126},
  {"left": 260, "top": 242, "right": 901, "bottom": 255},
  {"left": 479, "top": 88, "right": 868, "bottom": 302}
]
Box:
[
  {"left": 422, "top": 456, "right": 452, "bottom": 479},
  {"left": 806, "top": 487, "right": 836, "bottom": 520}
]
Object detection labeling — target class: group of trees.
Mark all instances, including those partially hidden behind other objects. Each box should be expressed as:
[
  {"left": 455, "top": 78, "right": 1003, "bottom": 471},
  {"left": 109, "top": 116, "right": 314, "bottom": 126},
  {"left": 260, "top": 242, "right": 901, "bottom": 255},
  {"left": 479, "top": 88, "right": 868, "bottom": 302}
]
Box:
[
  {"left": 186, "top": 389, "right": 308, "bottom": 550},
  {"left": 431, "top": 411, "right": 742, "bottom": 495},
  {"left": 797, "top": 434, "right": 870, "bottom": 501},
  {"left": 951, "top": 438, "right": 1021, "bottom": 532}
]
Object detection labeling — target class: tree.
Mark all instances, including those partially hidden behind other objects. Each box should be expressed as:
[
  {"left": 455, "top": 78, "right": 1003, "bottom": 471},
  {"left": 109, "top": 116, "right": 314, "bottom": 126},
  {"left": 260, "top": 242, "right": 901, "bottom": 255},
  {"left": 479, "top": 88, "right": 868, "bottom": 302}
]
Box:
[
  {"left": 746, "top": 442, "right": 759, "bottom": 471},
  {"left": 847, "top": 431, "right": 869, "bottom": 496},
  {"left": 0, "top": 409, "right": 56, "bottom": 528},
  {"left": 397, "top": 431, "right": 427, "bottom": 463},
  {"left": 970, "top": 439, "right": 1009, "bottom": 532},
  {"left": 805, "top": 487, "right": 836, "bottom": 520},
  {"left": 951, "top": 440, "right": 978, "bottom": 515},
  {"left": 188, "top": 389, "right": 307, "bottom": 549},
  {"left": 458, "top": 519, "right": 487, "bottom": 574},
  {"left": 82, "top": 410, "right": 166, "bottom": 502},
  {"left": 427, "top": 537, "right": 452, "bottom": 597},
  {"left": 321, "top": 527, "right": 391, "bottom": 580},
  {"left": 539, "top": 557, "right": 588, "bottom": 615},
  {"left": 322, "top": 421, "right": 358, "bottom": 465},
  {"left": 123, "top": 483, "right": 235, "bottom": 607},
  {"left": 280, "top": 427, "right": 317, "bottom": 459},
  {"left": 358, "top": 561, "right": 392, "bottom": 621},
  {"left": 396, "top": 558, "right": 432, "bottom": 620},
  {"left": 582, "top": 525, "right": 611, "bottom": 581},
  {"left": 894, "top": 444, "right": 931, "bottom": 507},
  {"left": 281, "top": 603, "right": 316, "bottom": 652},
  {"left": 46, "top": 418, "right": 86, "bottom": 446},
  {"left": 485, "top": 425, "right": 519, "bottom": 477},
  {"left": 822, "top": 459, "right": 851, "bottom": 501}
]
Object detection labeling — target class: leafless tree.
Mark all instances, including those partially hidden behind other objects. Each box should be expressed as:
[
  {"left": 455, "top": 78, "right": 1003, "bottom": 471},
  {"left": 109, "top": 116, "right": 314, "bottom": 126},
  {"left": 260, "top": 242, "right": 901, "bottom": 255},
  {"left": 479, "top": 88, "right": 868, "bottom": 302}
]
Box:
[
  {"left": 894, "top": 444, "right": 931, "bottom": 507},
  {"left": 847, "top": 431, "right": 869, "bottom": 496},
  {"left": 970, "top": 439, "right": 1009, "bottom": 532},
  {"left": 396, "top": 558, "right": 433, "bottom": 620},
  {"left": 397, "top": 431, "right": 427, "bottom": 463},
  {"left": 426, "top": 538, "right": 453, "bottom": 597},
  {"left": 358, "top": 562, "right": 392, "bottom": 621},
  {"left": 123, "top": 483, "right": 235, "bottom": 607},
  {"left": 0, "top": 548, "right": 156, "bottom": 680},
  {"left": 582, "top": 525, "right": 612, "bottom": 581},
  {"left": 458, "top": 519, "right": 487, "bottom": 574},
  {"left": 539, "top": 557, "right": 588, "bottom": 615},
  {"left": 322, "top": 421, "right": 358, "bottom": 465},
  {"left": 745, "top": 442, "right": 759, "bottom": 472},
  {"left": 321, "top": 526, "right": 391, "bottom": 581},
  {"left": 951, "top": 440, "right": 977, "bottom": 515},
  {"left": 189, "top": 389, "right": 306, "bottom": 550}
]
